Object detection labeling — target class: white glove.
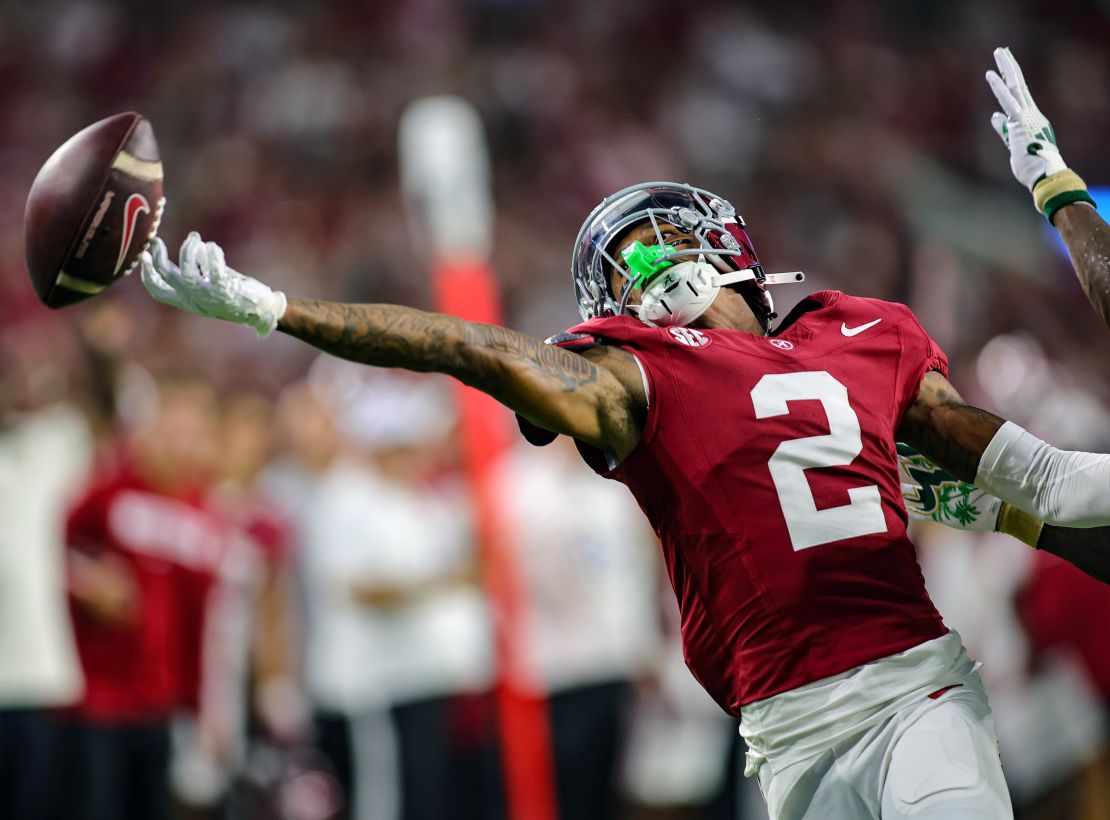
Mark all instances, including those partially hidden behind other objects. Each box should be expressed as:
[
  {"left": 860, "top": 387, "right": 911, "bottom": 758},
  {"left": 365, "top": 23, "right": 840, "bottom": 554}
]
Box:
[
  {"left": 141, "top": 233, "right": 287, "bottom": 338},
  {"left": 898, "top": 444, "right": 1002, "bottom": 532},
  {"left": 985, "top": 47, "right": 1094, "bottom": 221},
  {"left": 985, "top": 47, "right": 1065, "bottom": 189}
]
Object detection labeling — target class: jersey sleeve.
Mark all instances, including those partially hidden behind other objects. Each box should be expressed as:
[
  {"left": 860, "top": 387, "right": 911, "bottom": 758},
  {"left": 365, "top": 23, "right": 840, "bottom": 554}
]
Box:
[
  {"left": 896, "top": 307, "right": 950, "bottom": 421},
  {"left": 569, "top": 319, "right": 663, "bottom": 478},
  {"left": 513, "top": 329, "right": 603, "bottom": 447},
  {"left": 514, "top": 316, "right": 662, "bottom": 478}
]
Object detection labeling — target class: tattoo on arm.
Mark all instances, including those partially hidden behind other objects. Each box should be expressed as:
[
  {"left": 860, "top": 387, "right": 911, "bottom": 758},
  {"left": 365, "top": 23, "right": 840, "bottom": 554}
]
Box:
[
  {"left": 458, "top": 323, "right": 599, "bottom": 394},
  {"left": 279, "top": 298, "right": 600, "bottom": 389},
  {"left": 1055, "top": 203, "right": 1110, "bottom": 330},
  {"left": 277, "top": 298, "right": 633, "bottom": 446},
  {"left": 278, "top": 299, "right": 468, "bottom": 373},
  {"left": 1037, "top": 524, "right": 1110, "bottom": 585},
  {"left": 897, "top": 371, "right": 1005, "bottom": 483}
]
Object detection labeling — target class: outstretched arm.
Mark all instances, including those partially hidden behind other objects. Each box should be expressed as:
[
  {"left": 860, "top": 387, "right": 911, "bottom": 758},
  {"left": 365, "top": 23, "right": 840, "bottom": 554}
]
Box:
[
  {"left": 899, "top": 441, "right": 1110, "bottom": 583},
  {"left": 1054, "top": 204, "right": 1110, "bottom": 329},
  {"left": 278, "top": 298, "right": 645, "bottom": 457},
  {"left": 899, "top": 371, "right": 1110, "bottom": 526},
  {"left": 140, "top": 236, "right": 646, "bottom": 458}
]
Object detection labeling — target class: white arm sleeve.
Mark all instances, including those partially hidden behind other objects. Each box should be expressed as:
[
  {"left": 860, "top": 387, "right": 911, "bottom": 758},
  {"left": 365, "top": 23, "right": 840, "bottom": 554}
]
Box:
[{"left": 975, "top": 421, "right": 1110, "bottom": 527}]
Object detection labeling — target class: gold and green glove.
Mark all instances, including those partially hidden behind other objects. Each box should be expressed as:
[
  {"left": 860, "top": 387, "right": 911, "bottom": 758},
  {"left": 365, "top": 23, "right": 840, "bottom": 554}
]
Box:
[{"left": 898, "top": 443, "right": 1044, "bottom": 548}]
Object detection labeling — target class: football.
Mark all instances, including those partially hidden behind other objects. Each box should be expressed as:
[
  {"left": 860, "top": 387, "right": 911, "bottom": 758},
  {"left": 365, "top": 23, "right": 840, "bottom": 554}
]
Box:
[{"left": 23, "top": 112, "right": 164, "bottom": 308}]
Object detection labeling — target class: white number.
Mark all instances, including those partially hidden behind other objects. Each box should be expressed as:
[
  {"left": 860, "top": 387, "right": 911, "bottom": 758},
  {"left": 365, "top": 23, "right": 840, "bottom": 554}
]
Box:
[{"left": 750, "top": 371, "right": 887, "bottom": 551}]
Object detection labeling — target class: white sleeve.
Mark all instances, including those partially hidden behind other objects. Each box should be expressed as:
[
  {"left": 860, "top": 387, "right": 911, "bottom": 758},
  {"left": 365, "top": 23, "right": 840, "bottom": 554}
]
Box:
[{"left": 975, "top": 421, "right": 1110, "bottom": 527}]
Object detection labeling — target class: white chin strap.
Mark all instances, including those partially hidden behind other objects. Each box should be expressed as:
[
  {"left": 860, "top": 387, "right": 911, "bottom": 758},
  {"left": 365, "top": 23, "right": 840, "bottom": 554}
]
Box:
[{"left": 632, "top": 258, "right": 804, "bottom": 328}]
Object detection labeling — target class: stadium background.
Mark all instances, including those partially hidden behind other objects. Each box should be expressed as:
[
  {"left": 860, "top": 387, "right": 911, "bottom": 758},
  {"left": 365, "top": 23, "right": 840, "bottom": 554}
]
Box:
[{"left": 2, "top": 1, "right": 1110, "bottom": 819}]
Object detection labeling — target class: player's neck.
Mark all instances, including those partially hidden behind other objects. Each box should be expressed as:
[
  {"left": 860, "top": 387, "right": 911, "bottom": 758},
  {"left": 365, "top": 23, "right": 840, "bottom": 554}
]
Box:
[{"left": 694, "top": 290, "right": 766, "bottom": 335}]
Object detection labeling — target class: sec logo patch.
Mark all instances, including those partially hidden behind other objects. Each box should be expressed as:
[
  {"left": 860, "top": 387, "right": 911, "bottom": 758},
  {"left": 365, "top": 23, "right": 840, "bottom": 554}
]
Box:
[{"left": 668, "top": 327, "right": 711, "bottom": 348}]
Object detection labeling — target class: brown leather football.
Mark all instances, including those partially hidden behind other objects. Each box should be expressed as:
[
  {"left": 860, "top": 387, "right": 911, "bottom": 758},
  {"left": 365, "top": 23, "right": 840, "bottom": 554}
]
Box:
[{"left": 23, "top": 112, "right": 164, "bottom": 308}]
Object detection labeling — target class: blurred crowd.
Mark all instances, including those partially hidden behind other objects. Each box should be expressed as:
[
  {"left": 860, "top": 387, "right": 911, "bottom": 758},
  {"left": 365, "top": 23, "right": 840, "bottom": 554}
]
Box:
[
  {"left": 1, "top": 309, "right": 748, "bottom": 820},
  {"left": 3, "top": 0, "right": 1110, "bottom": 818}
]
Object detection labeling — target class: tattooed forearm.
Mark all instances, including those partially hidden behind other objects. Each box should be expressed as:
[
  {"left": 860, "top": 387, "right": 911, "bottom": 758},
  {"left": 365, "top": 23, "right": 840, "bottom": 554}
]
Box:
[
  {"left": 279, "top": 299, "right": 468, "bottom": 372},
  {"left": 460, "top": 323, "right": 599, "bottom": 393},
  {"left": 1055, "top": 204, "right": 1110, "bottom": 330},
  {"left": 897, "top": 371, "right": 1006, "bottom": 482},
  {"left": 1038, "top": 524, "right": 1110, "bottom": 585},
  {"left": 279, "top": 298, "right": 599, "bottom": 390},
  {"left": 277, "top": 297, "right": 639, "bottom": 450}
]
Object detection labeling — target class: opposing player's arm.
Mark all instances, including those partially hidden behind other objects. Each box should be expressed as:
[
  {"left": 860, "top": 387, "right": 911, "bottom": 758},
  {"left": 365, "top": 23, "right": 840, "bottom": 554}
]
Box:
[
  {"left": 1054, "top": 204, "right": 1110, "bottom": 329},
  {"left": 1036, "top": 525, "right": 1110, "bottom": 583},
  {"left": 899, "top": 370, "right": 1110, "bottom": 582},
  {"left": 278, "top": 299, "right": 646, "bottom": 458},
  {"left": 899, "top": 370, "right": 1110, "bottom": 525},
  {"left": 985, "top": 48, "right": 1109, "bottom": 328}
]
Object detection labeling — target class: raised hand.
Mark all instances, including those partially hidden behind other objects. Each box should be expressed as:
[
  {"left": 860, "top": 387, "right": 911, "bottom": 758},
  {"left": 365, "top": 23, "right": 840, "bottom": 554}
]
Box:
[{"left": 985, "top": 47, "right": 1094, "bottom": 222}]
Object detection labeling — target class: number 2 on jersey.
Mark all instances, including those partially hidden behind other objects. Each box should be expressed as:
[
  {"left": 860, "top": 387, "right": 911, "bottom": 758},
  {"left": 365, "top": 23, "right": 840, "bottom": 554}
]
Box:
[{"left": 750, "top": 371, "right": 887, "bottom": 550}]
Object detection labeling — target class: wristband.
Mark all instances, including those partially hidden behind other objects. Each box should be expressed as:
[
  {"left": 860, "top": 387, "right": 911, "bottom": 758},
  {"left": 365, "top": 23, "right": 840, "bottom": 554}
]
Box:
[
  {"left": 1033, "top": 169, "right": 1096, "bottom": 224},
  {"left": 996, "top": 502, "right": 1044, "bottom": 548}
]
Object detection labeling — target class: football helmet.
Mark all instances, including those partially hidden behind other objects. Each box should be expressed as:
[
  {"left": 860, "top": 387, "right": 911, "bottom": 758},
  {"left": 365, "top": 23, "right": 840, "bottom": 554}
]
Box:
[{"left": 571, "top": 182, "right": 803, "bottom": 330}]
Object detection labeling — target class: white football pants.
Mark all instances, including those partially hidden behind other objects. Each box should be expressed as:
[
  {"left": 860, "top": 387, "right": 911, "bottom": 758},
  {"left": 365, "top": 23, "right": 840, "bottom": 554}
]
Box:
[{"left": 756, "top": 676, "right": 1013, "bottom": 819}]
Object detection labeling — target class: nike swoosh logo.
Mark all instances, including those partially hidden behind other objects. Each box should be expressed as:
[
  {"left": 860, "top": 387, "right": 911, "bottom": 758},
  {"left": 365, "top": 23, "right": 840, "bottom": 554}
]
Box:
[
  {"left": 114, "top": 193, "right": 151, "bottom": 276},
  {"left": 841, "top": 318, "right": 882, "bottom": 337}
]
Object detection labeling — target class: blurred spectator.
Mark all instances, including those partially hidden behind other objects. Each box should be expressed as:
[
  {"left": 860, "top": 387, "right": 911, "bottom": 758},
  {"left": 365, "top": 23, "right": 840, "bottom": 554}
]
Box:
[
  {"left": 1016, "top": 551, "right": 1110, "bottom": 818},
  {"left": 62, "top": 372, "right": 235, "bottom": 820},
  {"left": 217, "top": 390, "right": 307, "bottom": 744},
  {"left": 621, "top": 612, "right": 749, "bottom": 820},
  {"left": 170, "top": 388, "right": 304, "bottom": 817},
  {"left": 299, "top": 368, "right": 494, "bottom": 820},
  {"left": 246, "top": 378, "right": 349, "bottom": 820},
  {"left": 0, "top": 319, "right": 90, "bottom": 820},
  {"left": 492, "top": 436, "right": 662, "bottom": 820}
]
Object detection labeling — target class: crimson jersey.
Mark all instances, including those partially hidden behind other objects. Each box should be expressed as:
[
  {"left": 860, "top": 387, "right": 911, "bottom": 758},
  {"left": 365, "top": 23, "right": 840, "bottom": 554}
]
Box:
[
  {"left": 65, "top": 453, "right": 234, "bottom": 721},
  {"left": 557, "top": 291, "right": 949, "bottom": 713}
]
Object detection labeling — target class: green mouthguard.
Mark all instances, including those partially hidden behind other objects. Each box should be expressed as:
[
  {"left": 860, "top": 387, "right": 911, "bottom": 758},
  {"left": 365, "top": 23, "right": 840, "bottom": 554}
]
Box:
[{"left": 621, "top": 240, "right": 675, "bottom": 289}]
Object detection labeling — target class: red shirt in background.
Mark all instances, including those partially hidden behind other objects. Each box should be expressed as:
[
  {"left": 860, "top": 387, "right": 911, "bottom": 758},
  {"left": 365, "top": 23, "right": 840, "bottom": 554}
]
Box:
[
  {"left": 1020, "top": 551, "right": 1110, "bottom": 701},
  {"left": 66, "top": 454, "right": 234, "bottom": 722},
  {"left": 238, "top": 495, "right": 294, "bottom": 567}
]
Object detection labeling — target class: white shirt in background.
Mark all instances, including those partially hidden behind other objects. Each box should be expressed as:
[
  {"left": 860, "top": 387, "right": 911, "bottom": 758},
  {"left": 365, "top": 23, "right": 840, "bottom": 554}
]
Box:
[
  {"left": 301, "top": 457, "right": 492, "bottom": 714},
  {"left": 0, "top": 403, "right": 90, "bottom": 707},
  {"left": 492, "top": 440, "right": 662, "bottom": 694}
]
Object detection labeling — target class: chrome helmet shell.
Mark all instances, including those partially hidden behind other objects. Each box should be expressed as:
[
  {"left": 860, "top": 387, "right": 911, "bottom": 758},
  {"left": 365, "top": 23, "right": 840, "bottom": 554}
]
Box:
[{"left": 571, "top": 181, "right": 777, "bottom": 327}]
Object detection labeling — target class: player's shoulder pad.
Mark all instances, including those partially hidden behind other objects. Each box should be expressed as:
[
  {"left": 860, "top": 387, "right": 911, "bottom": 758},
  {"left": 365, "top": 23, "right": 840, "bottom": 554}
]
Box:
[
  {"left": 816, "top": 291, "right": 921, "bottom": 337},
  {"left": 558, "top": 314, "right": 654, "bottom": 348},
  {"left": 544, "top": 331, "right": 601, "bottom": 352},
  {"left": 832, "top": 291, "right": 915, "bottom": 322}
]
